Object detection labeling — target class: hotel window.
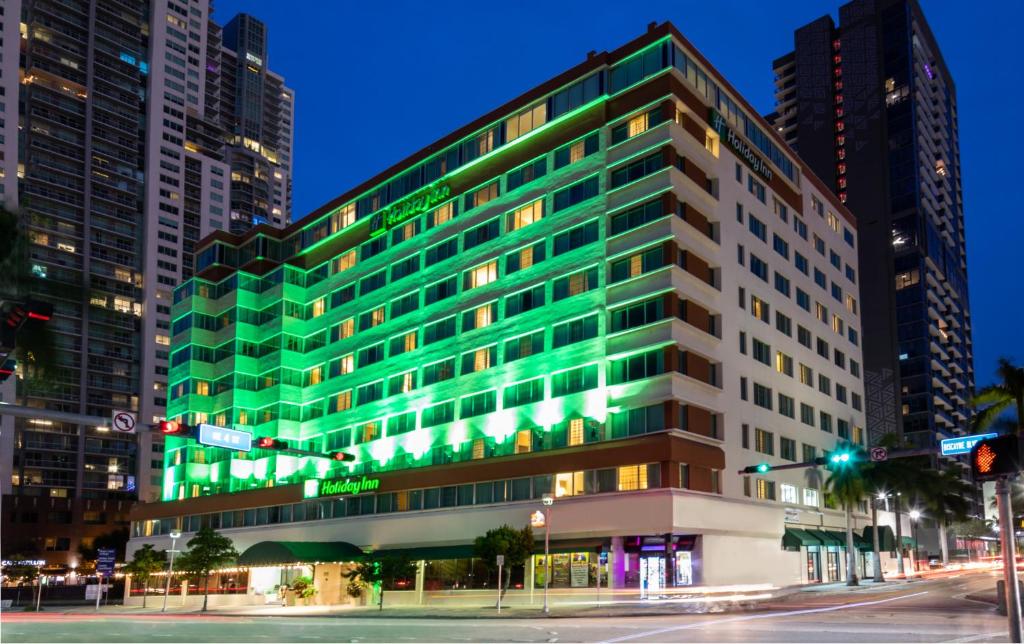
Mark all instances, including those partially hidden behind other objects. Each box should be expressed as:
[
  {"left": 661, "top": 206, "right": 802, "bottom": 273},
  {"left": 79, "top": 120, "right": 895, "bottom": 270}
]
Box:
[
  {"left": 552, "top": 314, "right": 598, "bottom": 348},
  {"left": 816, "top": 302, "right": 828, "bottom": 324},
  {"left": 506, "top": 102, "right": 547, "bottom": 141},
  {"left": 845, "top": 294, "right": 857, "bottom": 315},
  {"left": 553, "top": 132, "right": 599, "bottom": 169},
  {"left": 505, "top": 284, "right": 545, "bottom": 317},
  {"left": 471, "top": 438, "right": 486, "bottom": 460},
  {"left": 568, "top": 418, "right": 584, "bottom": 446},
  {"left": 756, "top": 479, "right": 775, "bottom": 500},
  {"left": 816, "top": 338, "right": 829, "bottom": 359},
  {"left": 460, "top": 390, "right": 496, "bottom": 418},
  {"left": 780, "top": 436, "right": 797, "bottom": 461},
  {"left": 773, "top": 198, "right": 788, "bottom": 222},
  {"left": 463, "top": 217, "right": 500, "bottom": 250},
  {"left": 680, "top": 463, "right": 691, "bottom": 489},
  {"left": 461, "top": 346, "right": 496, "bottom": 375},
  {"left": 554, "top": 471, "right": 585, "bottom": 498},
  {"left": 390, "top": 291, "right": 419, "bottom": 319},
  {"left": 310, "top": 297, "right": 326, "bottom": 318},
  {"left": 776, "top": 352, "right": 793, "bottom": 377},
  {"left": 752, "top": 338, "right": 771, "bottom": 365},
  {"left": 820, "top": 411, "right": 833, "bottom": 434},
  {"left": 391, "top": 219, "right": 420, "bottom": 245},
  {"left": 628, "top": 112, "right": 649, "bottom": 137},
  {"left": 506, "top": 240, "right": 546, "bottom": 274},
  {"left": 551, "top": 364, "right": 598, "bottom": 397},
  {"left": 753, "top": 383, "right": 772, "bottom": 410},
  {"left": 505, "top": 329, "right": 545, "bottom": 362},
  {"left": 776, "top": 312, "right": 792, "bottom": 336},
  {"left": 424, "top": 316, "right": 456, "bottom": 345},
  {"left": 389, "top": 331, "right": 417, "bottom": 357},
  {"left": 359, "top": 306, "right": 386, "bottom": 331},
  {"left": 358, "top": 343, "right": 385, "bottom": 368},
  {"left": 331, "top": 284, "right": 356, "bottom": 308},
  {"left": 387, "top": 411, "right": 416, "bottom": 436},
  {"left": 330, "top": 203, "right": 356, "bottom": 233},
  {"left": 803, "top": 488, "right": 819, "bottom": 507},
  {"left": 553, "top": 266, "right": 599, "bottom": 300},
  {"left": 464, "top": 260, "right": 498, "bottom": 289},
  {"left": 610, "top": 247, "right": 662, "bottom": 283},
  {"left": 335, "top": 354, "right": 354, "bottom": 376},
  {"left": 799, "top": 363, "right": 813, "bottom": 387},
  {"left": 355, "top": 421, "right": 381, "bottom": 444},
  {"left": 503, "top": 378, "right": 544, "bottom": 408},
  {"left": 894, "top": 269, "right": 919, "bottom": 290},
  {"left": 329, "top": 390, "right": 351, "bottom": 413},
  {"left": 552, "top": 176, "right": 600, "bottom": 212},
  {"left": 423, "top": 358, "right": 455, "bottom": 385},
  {"left": 465, "top": 181, "right": 499, "bottom": 211},
  {"left": 800, "top": 403, "right": 815, "bottom": 426},
  {"left": 391, "top": 256, "right": 420, "bottom": 283},
  {"left": 748, "top": 215, "right": 767, "bottom": 242},
  {"left": 750, "top": 295, "right": 769, "bottom": 322},
  {"left": 832, "top": 314, "right": 844, "bottom": 336},
  {"left": 610, "top": 198, "right": 663, "bottom": 235},
  {"left": 515, "top": 429, "right": 533, "bottom": 454},
  {"left": 422, "top": 400, "right": 455, "bottom": 427},
  {"left": 357, "top": 380, "right": 383, "bottom": 405},
  {"left": 387, "top": 370, "right": 417, "bottom": 396},
  {"left": 617, "top": 465, "right": 649, "bottom": 492},
  {"left": 754, "top": 428, "right": 774, "bottom": 455},
  {"left": 424, "top": 276, "right": 457, "bottom": 305},
  {"left": 507, "top": 199, "right": 543, "bottom": 231},
  {"left": 827, "top": 212, "right": 841, "bottom": 233},
  {"left": 507, "top": 157, "right": 547, "bottom": 191},
  {"left": 427, "top": 201, "right": 455, "bottom": 229},
  {"left": 306, "top": 366, "right": 323, "bottom": 386},
  {"left": 747, "top": 175, "right": 766, "bottom": 203},
  {"left": 780, "top": 483, "right": 798, "bottom": 504},
  {"left": 463, "top": 301, "right": 497, "bottom": 331}
]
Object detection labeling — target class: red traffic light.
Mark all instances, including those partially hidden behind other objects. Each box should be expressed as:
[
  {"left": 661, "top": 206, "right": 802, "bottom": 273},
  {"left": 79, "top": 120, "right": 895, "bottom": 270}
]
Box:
[
  {"left": 970, "top": 435, "right": 1022, "bottom": 481},
  {"left": 159, "top": 420, "right": 189, "bottom": 435},
  {"left": 256, "top": 437, "right": 287, "bottom": 450},
  {"left": 329, "top": 451, "right": 355, "bottom": 462}
]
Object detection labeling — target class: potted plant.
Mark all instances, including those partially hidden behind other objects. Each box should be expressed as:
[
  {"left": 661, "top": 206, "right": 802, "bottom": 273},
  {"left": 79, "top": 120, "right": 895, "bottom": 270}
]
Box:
[{"left": 290, "top": 576, "right": 316, "bottom": 606}]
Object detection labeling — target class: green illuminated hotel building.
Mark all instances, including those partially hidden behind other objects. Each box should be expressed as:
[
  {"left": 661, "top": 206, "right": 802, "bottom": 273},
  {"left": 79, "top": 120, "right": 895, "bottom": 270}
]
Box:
[{"left": 127, "top": 22, "right": 882, "bottom": 606}]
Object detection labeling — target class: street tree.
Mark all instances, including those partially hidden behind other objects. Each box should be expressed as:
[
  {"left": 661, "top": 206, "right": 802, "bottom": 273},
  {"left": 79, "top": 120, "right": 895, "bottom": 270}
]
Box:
[
  {"left": 824, "top": 443, "right": 867, "bottom": 586},
  {"left": 922, "top": 469, "right": 973, "bottom": 564},
  {"left": 972, "top": 358, "right": 1024, "bottom": 435},
  {"left": 123, "top": 544, "right": 167, "bottom": 609},
  {"left": 473, "top": 524, "right": 534, "bottom": 600},
  {"left": 174, "top": 527, "right": 239, "bottom": 612},
  {"left": 347, "top": 553, "right": 416, "bottom": 611}
]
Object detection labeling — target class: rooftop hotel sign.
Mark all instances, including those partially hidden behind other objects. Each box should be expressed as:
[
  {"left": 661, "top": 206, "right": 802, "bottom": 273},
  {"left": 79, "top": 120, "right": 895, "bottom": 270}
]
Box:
[
  {"left": 304, "top": 475, "right": 381, "bottom": 499},
  {"left": 709, "top": 108, "right": 774, "bottom": 183},
  {"left": 369, "top": 182, "right": 451, "bottom": 237}
]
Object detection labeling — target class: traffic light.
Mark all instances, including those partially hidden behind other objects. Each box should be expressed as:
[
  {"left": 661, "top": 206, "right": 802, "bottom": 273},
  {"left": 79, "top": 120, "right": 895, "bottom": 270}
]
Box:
[
  {"left": 159, "top": 420, "right": 192, "bottom": 437},
  {"left": 1, "top": 299, "right": 54, "bottom": 353},
  {"left": 328, "top": 451, "right": 356, "bottom": 462},
  {"left": 256, "top": 436, "right": 288, "bottom": 450},
  {"left": 742, "top": 463, "right": 772, "bottom": 474},
  {"left": 970, "top": 434, "right": 1022, "bottom": 481},
  {"left": 830, "top": 451, "right": 852, "bottom": 465}
]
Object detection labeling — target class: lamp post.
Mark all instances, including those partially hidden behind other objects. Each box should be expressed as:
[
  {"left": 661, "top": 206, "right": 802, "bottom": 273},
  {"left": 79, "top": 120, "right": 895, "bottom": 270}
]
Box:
[
  {"left": 542, "top": 493, "right": 553, "bottom": 615},
  {"left": 162, "top": 530, "right": 182, "bottom": 613},
  {"left": 909, "top": 510, "right": 922, "bottom": 573},
  {"left": 871, "top": 492, "right": 885, "bottom": 583}
]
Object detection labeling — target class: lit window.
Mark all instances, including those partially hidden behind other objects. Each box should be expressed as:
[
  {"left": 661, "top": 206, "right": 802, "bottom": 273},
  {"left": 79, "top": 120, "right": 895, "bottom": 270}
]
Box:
[
  {"left": 507, "top": 199, "right": 544, "bottom": 231},
  {"left": 803, "top": 488, "right": 819, "bottom": 507},
  {"left": 308, "top": 366, "right": 322, "bottom": 385},
  {"left": 334, "top": 391, "right": 351, "bottom": 411},
  {"left": 311, "top": 297, "right": 326, "bottom": 318},
  {"left": 627, "top": 113, "right": 649, "bottom": 138},
  {"left": 330, "top": 204, "right": 356, "bottom": 233},
  {"left": 505, "top": 103, "right": 547, "bottom": 141},
  {"left": 431, "top": 202, "right": 454, "bottom": 227},
  {"left": 338, "top": 318, "right": 354, "bottom": 340},
  {"left": 340, "top": 354, "right": 354, "bottom": 375},
  {"left": 515, "top": 429, "right": 532, "bottom": 454},
  {"left": 617, "top": 465, "right": 648, "bottom": 491},
  {"left": 569, "top": 140, "right": 586, "bottom": 163},
  {"left": 832, "top": 314, "right": 844, "bottom": 335},
  {"left": 472, "top": 348, "right": 492, "bottom": 372},
  {"left": 465, "top": 261, "right": 498, "bottom": 289},
  {"left": 471, "top": 303, "right": 495, "bottom": 330},
  {"left": 155, "top": 334, "right": 170, "bottom": 346},
  {"left": 472, "top": 438, "right": 486, "bottom": 460},
  {"left": 554, "top": 471, "right": 585, "bottom": 497},
  {"left": 370, "top": 307, "right": 385, "bottom": 327},
  {"left": 394, "top": 371, "right": 415, "bottom": 394},
  {"left": 332, "top": 249, "right": 356, "bottom": 274},
  {"left": 195, "top": 380, "right": 209, "bottom": 396},
  {"left": 568, "top": 418, "right": 584, "bottom": 446},
  {"left": 780, "top": 483, "right": 798, "bottom": 504},
  {"left": 756, "top": 479, "right": 774, "bottom": 500},
  {"left": 402, "top": 331, "right": 417, "bottom": 353}
]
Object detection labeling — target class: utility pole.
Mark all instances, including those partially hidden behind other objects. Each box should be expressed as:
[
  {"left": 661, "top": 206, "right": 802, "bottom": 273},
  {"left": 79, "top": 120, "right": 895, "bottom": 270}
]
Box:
[{"left": 997, "top": 477, "right": 1023, "bottom": 643}]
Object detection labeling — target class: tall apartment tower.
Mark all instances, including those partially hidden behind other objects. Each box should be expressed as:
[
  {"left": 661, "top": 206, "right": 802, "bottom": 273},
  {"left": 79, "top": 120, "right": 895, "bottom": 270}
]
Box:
[
  {"left": 219, "top": 13, "right": 293, "bottom": 234},
  {"left": 2, "top": 0, "right": 293, "bottom": 566},
  {"left": 769, "top": 0, "right": 973, "bottom": 449}
]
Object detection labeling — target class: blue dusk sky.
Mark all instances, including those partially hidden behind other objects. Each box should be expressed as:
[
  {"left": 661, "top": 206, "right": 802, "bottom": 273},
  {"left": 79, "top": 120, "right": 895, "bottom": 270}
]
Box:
[{"left": 211, "top": 0, "right": 1022, "bottom": 389}]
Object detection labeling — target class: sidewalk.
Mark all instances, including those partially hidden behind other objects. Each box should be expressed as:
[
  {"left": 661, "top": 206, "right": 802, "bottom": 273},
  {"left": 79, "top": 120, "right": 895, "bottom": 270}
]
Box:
[{"left": 37, "top": 579, "right": 923, "bottom": 621}]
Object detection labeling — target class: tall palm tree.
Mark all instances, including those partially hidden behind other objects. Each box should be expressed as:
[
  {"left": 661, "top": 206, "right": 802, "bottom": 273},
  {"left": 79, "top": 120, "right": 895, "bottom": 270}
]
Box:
[
  {"left": 972, "top": 358, "right": 1024, "bottom": 434},
  {"left": 825, "top": 443, "right": 867, "bottom": 586}
]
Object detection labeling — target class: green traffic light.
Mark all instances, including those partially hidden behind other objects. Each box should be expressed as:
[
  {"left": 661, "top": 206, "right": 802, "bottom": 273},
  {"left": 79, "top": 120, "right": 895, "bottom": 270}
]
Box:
[
  {"left": 830, "top": 452, "right": 851, "bottom": 465},
  {"left": 757, "top": 463, "right": 771, "bottom": 473}
]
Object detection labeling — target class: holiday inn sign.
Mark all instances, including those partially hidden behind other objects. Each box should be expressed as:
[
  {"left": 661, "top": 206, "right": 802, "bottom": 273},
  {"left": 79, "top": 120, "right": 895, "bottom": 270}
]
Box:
[
  {"left": 709, "top": 108, "right": 774, "bottom": 183},
  {"left": 304, "top": 475, "right": 382, "bottom": 499}
]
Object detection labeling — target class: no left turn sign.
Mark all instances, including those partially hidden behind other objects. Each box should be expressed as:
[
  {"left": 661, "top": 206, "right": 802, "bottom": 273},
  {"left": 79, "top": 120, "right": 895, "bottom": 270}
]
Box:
[{"left": 112, "top": 410, "right": 137, "bottom": 434}]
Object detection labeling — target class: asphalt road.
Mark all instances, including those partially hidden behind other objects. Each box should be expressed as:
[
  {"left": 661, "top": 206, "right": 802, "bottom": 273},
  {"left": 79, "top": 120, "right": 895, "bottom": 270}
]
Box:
[{"left": 0, "top": 572, "right": 1008, "bottom": 643}]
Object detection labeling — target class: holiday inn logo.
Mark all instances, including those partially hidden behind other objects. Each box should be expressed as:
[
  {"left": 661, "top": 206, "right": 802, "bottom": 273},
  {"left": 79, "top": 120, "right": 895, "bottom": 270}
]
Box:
[
  {"left": 304, "top": 475, "right": 381, "bottom": 499},
  {"left": 709, "top": 108, "right": 774, "bottom": 183}
]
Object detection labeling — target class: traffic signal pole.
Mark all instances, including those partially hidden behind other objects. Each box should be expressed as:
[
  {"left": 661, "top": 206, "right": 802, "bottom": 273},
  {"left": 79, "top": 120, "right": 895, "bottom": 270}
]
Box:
[{"left": 997, "top": 476, "right": 1023, "bottom": 643}]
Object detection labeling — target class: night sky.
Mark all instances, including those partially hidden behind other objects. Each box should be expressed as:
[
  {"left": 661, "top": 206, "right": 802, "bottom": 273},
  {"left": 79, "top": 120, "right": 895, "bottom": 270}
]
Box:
[{"left": 211, "top": 0, "right": 1022, "bottom": 389}]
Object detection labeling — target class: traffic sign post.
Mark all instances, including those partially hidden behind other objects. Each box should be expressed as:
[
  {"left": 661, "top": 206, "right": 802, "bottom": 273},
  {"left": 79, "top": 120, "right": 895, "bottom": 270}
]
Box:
[
  {"left": 111, "top": 410, "right": 136, "bottom": 434},
  {"left": 496, "top": 554, "right": 504, "bottom": 614},
  {"left": 997, "top": 476, "right": 1023, "bottom": 643},
  {"left": 869, "top": 447, "right": 888, "bottom": 462}
]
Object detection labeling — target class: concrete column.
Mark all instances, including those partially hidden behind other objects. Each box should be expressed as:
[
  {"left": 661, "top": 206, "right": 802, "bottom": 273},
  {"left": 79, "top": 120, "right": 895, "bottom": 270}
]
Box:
[
  {"left": 611, "top": 537, "right": 626, "bottom": 589},
  {"left": 664, "top": 533, "right": 675, "bottom": 589},
  {"left": 415, "top": 560, "right": 425, "bottom": 605},
  {"left": 527, "top": 556, "right": 535, "bottom": 604}
]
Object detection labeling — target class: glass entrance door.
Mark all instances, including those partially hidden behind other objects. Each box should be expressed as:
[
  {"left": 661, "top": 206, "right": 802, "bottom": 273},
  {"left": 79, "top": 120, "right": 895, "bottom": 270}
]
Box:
[
  {"left": 826, "top": 550, "right": 840, "bottom": 582},
  {"left": 639, "top": 556, "right": 664, "bottom": 598},
  {"left": 806, "top": 549, "right": 821, "bottom": 583}
]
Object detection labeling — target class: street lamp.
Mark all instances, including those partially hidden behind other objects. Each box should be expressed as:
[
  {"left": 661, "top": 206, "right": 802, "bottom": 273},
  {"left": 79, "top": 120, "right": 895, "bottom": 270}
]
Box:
[
  {"left": 542, "top": 493, "right": 553, "bottom": 615},
  {"left": 909, "top": 510, "right": 922, "bottom": 573},
  {"left": 162, "top": 530, "right": 182, "bottom": 613}
]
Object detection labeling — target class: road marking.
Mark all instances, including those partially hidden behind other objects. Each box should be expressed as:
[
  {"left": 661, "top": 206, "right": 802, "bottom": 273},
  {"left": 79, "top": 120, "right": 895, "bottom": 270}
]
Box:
[
  {"left": 599, "top": 591, "right": 929, "bottom": 643},
  {"left": 944, "top": 632, "right": 1008, "bottom": 643}
]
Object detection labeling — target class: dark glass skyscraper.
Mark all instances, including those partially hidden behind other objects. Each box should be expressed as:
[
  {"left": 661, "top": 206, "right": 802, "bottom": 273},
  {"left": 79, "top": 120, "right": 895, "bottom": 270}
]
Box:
[{"left": 770, "top": 0, "right": 973, "bottom": 450}]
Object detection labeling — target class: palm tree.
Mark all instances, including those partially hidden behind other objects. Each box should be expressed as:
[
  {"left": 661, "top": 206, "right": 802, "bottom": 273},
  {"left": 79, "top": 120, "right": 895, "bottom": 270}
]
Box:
[
  {"left": 825, "top": 443, "right": 867, "bottom": 586},
  {"left": 922, "top": 469, "right": 973, "bottom": 565},
  {"left": 972, "top": 358, "right": 1024, "bottom": 434}
]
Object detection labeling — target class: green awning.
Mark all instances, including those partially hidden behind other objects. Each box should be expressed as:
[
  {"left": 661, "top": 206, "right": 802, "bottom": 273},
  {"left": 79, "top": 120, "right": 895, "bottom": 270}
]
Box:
[
  {"left": 238, "top": 541, "right": 365, "bottom": 566},
  {"left": 861, "top": 525, "right": 898, "bottom": 551},
  {"left": 544, "top": 538, "right": 606, "bottom": 554},
  {"left": 807, "top": 529, "right": 844, "bottom": 546},
  {"left": 372, "top": 545, "right": 476, "bottom": 561},
  {"left": 782, "top": 528, "right": 822, "bottom": 549},
  {"left": 824, "top": 530, "right": 872, "bottom": 551}
]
